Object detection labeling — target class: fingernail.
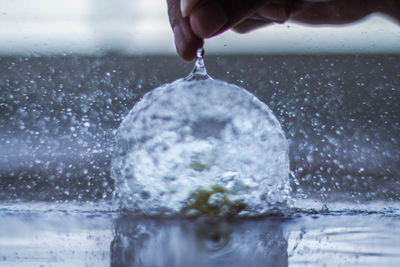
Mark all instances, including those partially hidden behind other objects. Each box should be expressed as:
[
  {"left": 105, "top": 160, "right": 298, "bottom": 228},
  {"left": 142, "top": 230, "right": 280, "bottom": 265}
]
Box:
[
  {"left": 190, "top": 1, "right": 228, "bottom": 38},
  {"left": 181, "top": 0, "right": 200, "bottom": 18}
]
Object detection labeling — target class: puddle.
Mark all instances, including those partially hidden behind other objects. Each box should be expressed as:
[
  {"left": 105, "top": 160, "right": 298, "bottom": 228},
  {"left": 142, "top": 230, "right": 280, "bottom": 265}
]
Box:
[{"left": 1, "top": 202, "right": 400, "bottom": 266}]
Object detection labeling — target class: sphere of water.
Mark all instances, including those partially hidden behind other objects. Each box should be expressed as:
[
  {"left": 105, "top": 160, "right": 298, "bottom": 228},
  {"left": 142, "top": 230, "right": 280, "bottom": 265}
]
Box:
[{"left": 111, "top": 78, "right": 290, "bottom": 216}]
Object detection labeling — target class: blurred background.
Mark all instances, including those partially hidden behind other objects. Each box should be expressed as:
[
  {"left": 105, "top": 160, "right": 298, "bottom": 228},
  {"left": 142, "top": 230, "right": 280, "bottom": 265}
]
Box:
[
  {"left": 0, "top": 0, "right": 399, "bottom": 203},
  {"left": 1, "top": 0, "right": 399, "bottom": 55}
]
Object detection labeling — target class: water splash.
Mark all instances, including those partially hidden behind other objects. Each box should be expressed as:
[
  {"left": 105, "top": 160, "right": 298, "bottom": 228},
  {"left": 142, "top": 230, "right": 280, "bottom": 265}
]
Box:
[{"left": 111, "top": 51, "right": 291, "bottom": 217}]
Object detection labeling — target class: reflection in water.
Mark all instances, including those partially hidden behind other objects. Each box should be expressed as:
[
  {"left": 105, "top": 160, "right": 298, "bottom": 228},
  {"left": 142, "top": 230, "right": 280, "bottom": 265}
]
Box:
[
  {"left": 111, "top": 215, "right": 288, "bottom": 267},
  {"left": 0, "top": 203, "right": 400, "bottom": 266}
]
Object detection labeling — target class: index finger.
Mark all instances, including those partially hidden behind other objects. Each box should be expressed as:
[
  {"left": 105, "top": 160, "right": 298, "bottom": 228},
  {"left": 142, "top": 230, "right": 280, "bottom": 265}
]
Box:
[{"left": 167, "top": 0, "right": 204, "bottom": 61}]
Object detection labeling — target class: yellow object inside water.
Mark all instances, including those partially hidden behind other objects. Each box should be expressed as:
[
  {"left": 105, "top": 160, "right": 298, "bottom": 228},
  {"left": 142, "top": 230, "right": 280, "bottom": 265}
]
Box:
[{"left": 182, "top": 185, "right": 246, "bottom": 217}]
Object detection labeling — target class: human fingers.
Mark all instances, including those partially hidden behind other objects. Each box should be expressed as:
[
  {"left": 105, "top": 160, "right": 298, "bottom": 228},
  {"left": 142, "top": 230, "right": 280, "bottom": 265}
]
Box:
[
  {"left": 233, "top": 0, "right": 382, "bottom": 33},
  {"left": 290, "top": 0, "right": 373, "bottom": 25},
  {"left": 167, "top": 0, "right": 204, "bottom": 61},
  {"left": 187, "top": 0, "right": 276, "bottom": 38},
  {"left": 231, "top": 2, "right": 298, "bottom": 33},
  {"left": 232, "top": 19, "right": 274, "bottom": 34},
  {"left": 294, "top": 0, "right": 400, "bottom": 24},
  {"left": 181, "top": 0, "right": 201, "bottom": 17}
]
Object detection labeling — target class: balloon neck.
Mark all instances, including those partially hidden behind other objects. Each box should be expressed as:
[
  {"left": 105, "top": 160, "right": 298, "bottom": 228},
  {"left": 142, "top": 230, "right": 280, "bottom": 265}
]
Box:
[{"left": 185, "top": 48, "right": 212, "bottom": 81}]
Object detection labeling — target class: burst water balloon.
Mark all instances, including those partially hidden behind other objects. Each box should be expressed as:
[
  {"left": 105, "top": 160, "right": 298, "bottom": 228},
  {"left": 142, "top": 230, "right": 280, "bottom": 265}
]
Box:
[{"left": 111, "top": 49, "right": 290, "bottom": 216}]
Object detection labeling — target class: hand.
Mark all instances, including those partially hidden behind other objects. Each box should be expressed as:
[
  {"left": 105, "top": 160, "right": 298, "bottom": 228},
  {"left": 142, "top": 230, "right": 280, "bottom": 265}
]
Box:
[{"left": 167, "top": 0, "right": 400, "bottom": 61}]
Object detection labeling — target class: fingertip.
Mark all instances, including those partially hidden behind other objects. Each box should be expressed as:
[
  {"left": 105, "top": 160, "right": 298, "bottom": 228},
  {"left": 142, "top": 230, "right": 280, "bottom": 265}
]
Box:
[
  {"left": 180, "top": 40, "right": 204, "bottom": 61},
  {"left": 173, "top": 20, "right": 204, "bottom": 61}
]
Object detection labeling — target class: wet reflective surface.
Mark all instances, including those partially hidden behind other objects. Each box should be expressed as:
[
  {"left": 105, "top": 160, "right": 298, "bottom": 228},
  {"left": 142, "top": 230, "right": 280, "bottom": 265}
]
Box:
[{"left": 1, "top": 202, "right": 400, "bottom": 266}]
